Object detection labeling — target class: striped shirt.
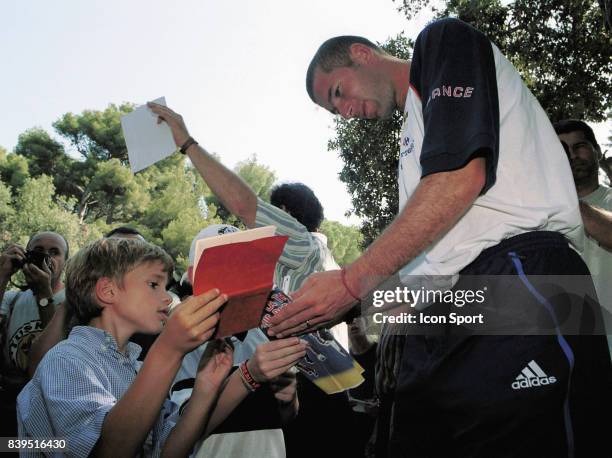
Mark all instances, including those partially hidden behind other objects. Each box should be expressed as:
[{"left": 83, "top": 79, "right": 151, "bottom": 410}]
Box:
[
  {"left": 17, "top": 326, "right": 178, "bottom": 457},
  {"left": 255, "top": 199, "right": 337, "bottom": 294}
]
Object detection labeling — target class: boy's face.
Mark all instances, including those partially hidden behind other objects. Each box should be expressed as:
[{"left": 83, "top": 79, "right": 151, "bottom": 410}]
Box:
[{"left": 112, "top": 260, "right": 172, "bottom": 335}]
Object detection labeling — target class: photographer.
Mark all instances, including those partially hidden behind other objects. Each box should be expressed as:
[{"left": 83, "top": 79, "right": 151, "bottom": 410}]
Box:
[{"left": 0, "top": 231, "right": 68, "bottom": 436}]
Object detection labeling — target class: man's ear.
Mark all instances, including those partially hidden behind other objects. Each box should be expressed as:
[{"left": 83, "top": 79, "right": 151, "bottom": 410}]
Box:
[
  {"left": 95, "top": 277, "right": 116, "bottom": 307},
  {"left": 349, "top": 43, "right": 375, "bottom": 65}
]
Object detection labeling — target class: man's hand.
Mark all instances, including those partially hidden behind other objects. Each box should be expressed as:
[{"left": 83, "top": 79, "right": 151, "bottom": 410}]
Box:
[
  {"left": 195, "top": 340, "right": 234, "bottom": 393},
  {"left": 147, "top": 102, "right": 191, "bottom": 148},
  {"left": 268, "top": 270, "right": 356, "bottom": 338},
  {"left": 246, "top": 337, "right": 307, "bottom": 383},
  {"left": 0, "top": 244, "right": 26, "bottom": 280},
  {"left": 23, "top": 262, "right": 53, "bottom": 298},
  {"left": 156, "top": 289, "right": 227, "bottom": 357}
]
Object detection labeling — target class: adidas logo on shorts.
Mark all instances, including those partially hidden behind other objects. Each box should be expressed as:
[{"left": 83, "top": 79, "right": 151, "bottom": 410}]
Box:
[{"left": 511, "top": 360, "right": 557, "bottom": 390}]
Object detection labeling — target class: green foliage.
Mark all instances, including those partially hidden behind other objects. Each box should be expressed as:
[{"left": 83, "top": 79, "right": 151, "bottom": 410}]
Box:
[
  {"left": 1, "top": 103, "right": 360, "bottom": 276},
  {"left": 8, "top": 175, "right": 97, "bottom": 251},
  {"left": 0, "top": 180, "right": 15, "bottom": 244},
  {"left": 88, "top": 159, "right": 149, "bottom": 224},
  {"left": 236, "top": 155, "right": 277, "bottom": 200},
  {"left": 328, "top": 35, "right": 412, "bottom": 246},
  {"left": 14, "top": 128, "right": 66, "bottom": 177},
  {"left": 53, "top": 103, "right": 135, "bottom": 162},
  {"left": 319, "top": 220, "right": 363, "bottom": 266},
  {"left": 161, "top": 206, "right": 222, "bottom": 272},
  {"left": 0, "top": 151, "right": 30, "bottom": 189},
  {"left": 393, "top": 0, "right": 612, "bottom": 122}
]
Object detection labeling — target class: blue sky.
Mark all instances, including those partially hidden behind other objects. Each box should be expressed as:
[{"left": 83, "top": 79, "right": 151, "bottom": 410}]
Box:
[
  {"left": 1, "top": 1, "right": 608, "bottom": 225},
  {"left": 1, "top": 0, "right": 431, "bottom": 225}
]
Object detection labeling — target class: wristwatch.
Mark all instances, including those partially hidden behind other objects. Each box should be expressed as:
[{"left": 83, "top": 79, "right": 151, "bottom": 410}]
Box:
[{"left": 38, "top": 296, "right": 54, "bottom": 308}]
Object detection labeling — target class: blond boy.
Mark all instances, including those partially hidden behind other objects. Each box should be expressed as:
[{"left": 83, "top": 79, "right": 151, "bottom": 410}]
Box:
[{"left": 17, "top": 238, "right": 231, "bottom": 457}]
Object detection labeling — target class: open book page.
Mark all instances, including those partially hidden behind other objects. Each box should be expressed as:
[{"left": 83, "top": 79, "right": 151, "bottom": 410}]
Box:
[
  {"left": 193, "top": 225, "right": 277, "bottom": 278},
  {"left": 191, "top": 226, "right": 287, "bottom": 337}
]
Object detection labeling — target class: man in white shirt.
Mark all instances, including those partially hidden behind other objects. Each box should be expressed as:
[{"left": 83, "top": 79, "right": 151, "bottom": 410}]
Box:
[
  {"left": 0, "top": 231, "right": 68, "bottom": 436},
  {"left": 555, "top": 119, "right": 612, "bottom": 357}
]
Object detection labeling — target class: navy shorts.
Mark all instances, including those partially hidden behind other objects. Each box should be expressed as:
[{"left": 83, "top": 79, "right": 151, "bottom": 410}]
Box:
[{"left": 389, "top": 232, "right": 612, "bottom": 457}]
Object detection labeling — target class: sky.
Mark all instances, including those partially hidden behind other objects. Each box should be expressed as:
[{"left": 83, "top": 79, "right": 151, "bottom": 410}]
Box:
[
  {"left": 0, "top": 0, "right": 431, "bottom": 226},
  {"left": 1, "top": 1, "right": 609, "bottom": 226}
]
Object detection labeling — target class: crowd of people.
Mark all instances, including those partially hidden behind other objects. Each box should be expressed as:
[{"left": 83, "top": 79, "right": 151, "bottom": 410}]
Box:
[{"left": 0, "top": 16, "right": 610, "bottom": 458}]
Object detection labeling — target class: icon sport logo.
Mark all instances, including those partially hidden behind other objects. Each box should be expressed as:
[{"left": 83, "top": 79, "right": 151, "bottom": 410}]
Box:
[{"left": 511, "top": 360, "right": 557, "bottom": 390}]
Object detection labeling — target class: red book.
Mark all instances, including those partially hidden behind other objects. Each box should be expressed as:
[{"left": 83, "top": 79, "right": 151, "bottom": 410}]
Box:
[{"left": 192, "top": 226, "right": 288, "bottom": 337}]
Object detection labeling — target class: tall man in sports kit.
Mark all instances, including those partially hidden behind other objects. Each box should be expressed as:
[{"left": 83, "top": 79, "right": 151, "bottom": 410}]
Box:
[{"left": 268, "top": 18, "right": 611, "bottom": 456}]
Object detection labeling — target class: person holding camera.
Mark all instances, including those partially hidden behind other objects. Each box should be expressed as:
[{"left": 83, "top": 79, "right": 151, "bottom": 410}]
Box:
[{"left": 0, "top": 231, "right": 68, "bottom": 436}]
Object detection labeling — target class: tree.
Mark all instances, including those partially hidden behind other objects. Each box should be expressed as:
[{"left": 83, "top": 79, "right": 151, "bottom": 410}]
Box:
[
  {"left": 49, "top": 103, "right": 156, "bottom": 223},
  {"left": 0, "top": 180, "right": 15, "bottom": 245},
  {"left": 53, "top": 103, "right": 134, "bottom": 163},
  {"left": 161, "top": 207, "right": 222, "bottom": 272},
  {"left": 393, "top": 0, "right": 611, "bottom": 122},
  {"left": 14, "top": 128, "right": 66, "bottom": 177},
  {"left": 319, "top": 220, "right": 363, "bottom": 266},
  {"left": 88, "top": 159, "right": 150, "bottom": 224},
  {"left": 13, "top": 128, "right": 76, "bottom": 199},
  {"left": 0, "top": 150, "right": 30, "bottom": 190},
  {"left": 9, "top": 175, "right": 97, "bottom": 250},
  {"left": 328, "top": 35, "right": 412, "bottom": 246}
]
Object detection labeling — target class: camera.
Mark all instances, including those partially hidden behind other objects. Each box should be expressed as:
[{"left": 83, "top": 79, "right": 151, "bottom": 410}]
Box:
[{"left": 11, "top": 251, "right": 52, "bottom": 271}]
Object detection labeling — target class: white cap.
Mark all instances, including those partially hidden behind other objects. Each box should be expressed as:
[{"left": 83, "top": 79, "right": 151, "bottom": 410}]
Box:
[{"left": 188, "top": 224, "right": 240, "bottom": 267}]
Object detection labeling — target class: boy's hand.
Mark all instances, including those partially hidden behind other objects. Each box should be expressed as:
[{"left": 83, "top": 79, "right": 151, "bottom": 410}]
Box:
[
  {"left": 157, "top": 289, "right": 227, "bottom": 356},
  {"left": 147, "top": 102, "right": 191, "bottom": 148},
  {"left": 247, "top": 338, "right": 307, "bottom": 383},
  {"left": 195, "top": 340, "right": 233, "bottom": 393},
  {"left": 269, "top": 370, "right": 297, "bottom": 404}
]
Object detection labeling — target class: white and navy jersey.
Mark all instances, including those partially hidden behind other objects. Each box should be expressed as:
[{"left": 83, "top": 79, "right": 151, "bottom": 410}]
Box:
[{"left": 398, "top": 18, "right": 583, "bottom": 278}]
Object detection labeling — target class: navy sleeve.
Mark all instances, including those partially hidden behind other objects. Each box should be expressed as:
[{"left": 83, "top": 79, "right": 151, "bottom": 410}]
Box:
[{"left": 410, "top": 18, "right": 499, "bottom": 193}]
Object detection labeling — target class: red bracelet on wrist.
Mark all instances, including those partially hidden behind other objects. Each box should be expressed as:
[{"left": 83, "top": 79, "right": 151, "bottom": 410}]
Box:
[
  {"left": 341, "top": 268, "right": 360, "bottom": 301},
  {"left": 239, "top": 361, "right": 261, "bottom": 391}
]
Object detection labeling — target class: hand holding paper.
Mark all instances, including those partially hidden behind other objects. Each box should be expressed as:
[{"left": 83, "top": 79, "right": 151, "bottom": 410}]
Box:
[
  {"left": 120, "top": 97, "right": 177, "bottom": 173},
  {"left": 147, "top": 102, "right": 192, "bottom": 148}
]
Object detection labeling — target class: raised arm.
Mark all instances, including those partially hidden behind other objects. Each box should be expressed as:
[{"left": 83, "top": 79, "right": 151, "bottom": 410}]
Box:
[
  {"left": 161, "top": 342, "right": 233, "bottom": 458},
  {"left": 202, "top": 337, "right": 306, "bottom": 435},
  {"left": 148, "top": 103, "right": 257, "bottom": 227}
]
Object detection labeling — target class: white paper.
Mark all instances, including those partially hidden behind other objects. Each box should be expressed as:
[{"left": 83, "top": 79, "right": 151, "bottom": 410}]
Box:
[{"left": 121, "top": 97, "right": 177, "bottom": 173}]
